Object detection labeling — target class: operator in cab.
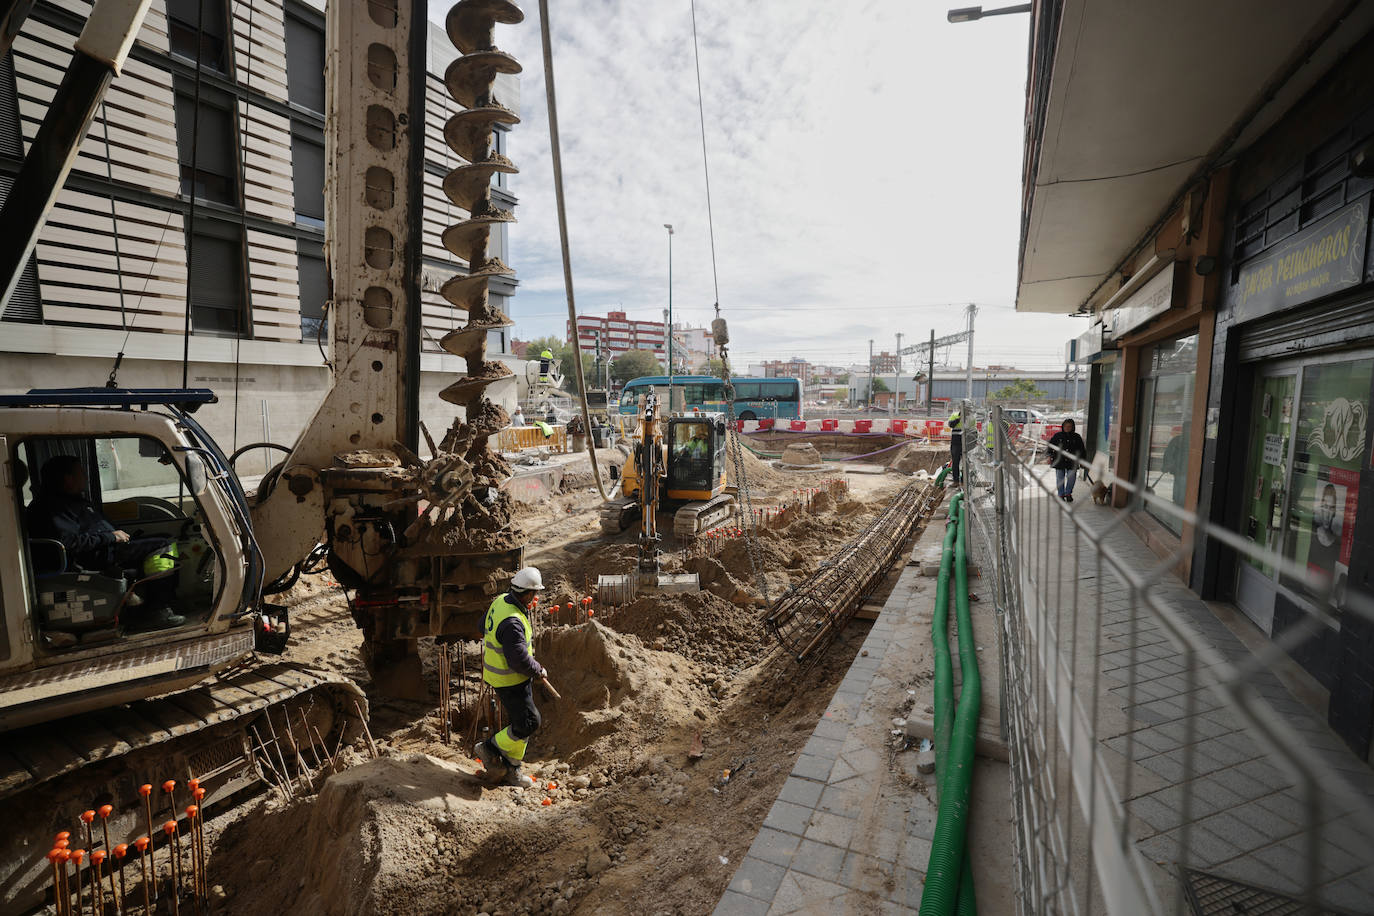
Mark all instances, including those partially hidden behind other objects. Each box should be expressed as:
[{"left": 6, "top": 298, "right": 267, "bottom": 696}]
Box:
[
  {"left": 26, "top": 455, "right": 185, "bottom": 630},
  {"left": 676, "top": 424, "right": 710, "bottom": 460},
  {"left": 475, "top": 566, "right": 553, "bottom": 787}
]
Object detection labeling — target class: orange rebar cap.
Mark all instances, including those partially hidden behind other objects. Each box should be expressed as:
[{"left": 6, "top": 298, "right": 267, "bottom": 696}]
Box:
[
  {"left": 162, "top": 780, "right": 176, "bottom": 793},
  {"left": 90, "top": 850, "right": 104, "bottom": 864},
  {"left": 587, "top": 610, "right": 595, "bottom": 618},
  {"left": 139, "top": 784, "right": 152, "bottom": 797},
  {"left": 54, "top": 831, "right": 70, "bottom": 841},
  {"left": 187, "top": 778, "right": 200, "bottom": 792},
  {"left": 540, "top": 798, "right": 552, "bottom": 806},
  {"left": 194, "top": 788, "right": 206, "bottom": 801},
  {"left": 56, "top": 850, "right": 69, "bottom": 864},
  {"left": 185, "top": 806, "right": 198, "bottom": 819},
  {"left": 80, "top": 810, "right": 95, "bottom": 823},
  {"left": 134, "top": 837, "right": 149, "bottom": 852},
  {"left": 53, "top": 839, "right": 68, "bottom": 850},
  {"left": 114, "top": 844, "right": 129, "bottom": 859},
  {"left": 71, "top": 849, "right": 85, "bottom": 864},
  {"left": 98, "top": 804, "right": 113, "bottom": 818},
  {"left": 46, "top": 849, "right": 62, "bottom": 863},
  {"left": 162, "top": 821, "right": 177, "bottom": 835}
]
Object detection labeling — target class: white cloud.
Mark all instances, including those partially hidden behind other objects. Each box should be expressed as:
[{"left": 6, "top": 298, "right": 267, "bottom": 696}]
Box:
[{"left": 429, "top": 0, "right": 1086, "bottom": 369}]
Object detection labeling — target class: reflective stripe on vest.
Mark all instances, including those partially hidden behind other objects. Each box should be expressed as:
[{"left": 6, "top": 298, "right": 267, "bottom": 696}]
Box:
[{"left": 483, "top": 594, "right": 534, "bottom": 687}]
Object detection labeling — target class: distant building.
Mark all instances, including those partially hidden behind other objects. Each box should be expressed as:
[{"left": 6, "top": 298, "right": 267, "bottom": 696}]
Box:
[
  {"left": 871, "top": 351, "right": 900, "bottom": 374},
  {"left": 673, "top": 323, "right": 715, "bottom": 371},
  {"left": 760, "top": 357, "right": 810, "bottom": 380},
  {"left": 569, "top": 310, "right": 665, "bottom": 360}
]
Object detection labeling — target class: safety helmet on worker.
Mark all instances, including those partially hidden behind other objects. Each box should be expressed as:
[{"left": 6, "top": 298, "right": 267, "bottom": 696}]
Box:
[
  {"left": 510, "top": 567, "right": 545, "bottom": 591},
  {"left": 142, "top": 542, "right": 179, "bottom": 576}
]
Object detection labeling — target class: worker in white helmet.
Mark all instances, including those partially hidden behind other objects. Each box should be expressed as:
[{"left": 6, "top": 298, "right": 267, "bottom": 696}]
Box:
[{"left": 475, "top": 566, "right": 551, "bottom": 786}]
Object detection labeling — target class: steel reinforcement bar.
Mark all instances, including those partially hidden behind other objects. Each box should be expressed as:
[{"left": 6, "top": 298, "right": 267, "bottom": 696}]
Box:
[{"left": 766, "top": 478, "right": 942, "bottom": 662}]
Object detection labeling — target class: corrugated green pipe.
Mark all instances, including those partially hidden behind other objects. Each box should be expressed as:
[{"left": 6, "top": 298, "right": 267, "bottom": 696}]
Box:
[
  {"left": 934, "top": 464, "right": 949, "bottom": 487},
  {"left": 920, "top": 494, "right": 981, "bottom": 915}
]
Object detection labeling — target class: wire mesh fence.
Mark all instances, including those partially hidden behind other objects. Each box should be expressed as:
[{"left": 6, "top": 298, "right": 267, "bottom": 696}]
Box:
[{"left": 957, "top": 403, "right": 1374, "bottom": 915}]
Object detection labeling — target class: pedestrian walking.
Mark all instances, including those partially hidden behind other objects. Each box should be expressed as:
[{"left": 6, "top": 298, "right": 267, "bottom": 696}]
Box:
[{"left": 1046, "top": 418, "right": 1087, "bottom": 502}]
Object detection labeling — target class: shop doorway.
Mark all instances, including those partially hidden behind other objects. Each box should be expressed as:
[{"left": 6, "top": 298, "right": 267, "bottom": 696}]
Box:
[{"left": 1235, "top": 370, "right": 1297, "bottom": 633}]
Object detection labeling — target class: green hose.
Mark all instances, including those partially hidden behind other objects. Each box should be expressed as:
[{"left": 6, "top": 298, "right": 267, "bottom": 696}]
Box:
[
  {"left": 934, "top": 464, "right": 949, "bottom": 487},
  {"left": 920, "top": 494, "right": 981, "bottom": 916}
]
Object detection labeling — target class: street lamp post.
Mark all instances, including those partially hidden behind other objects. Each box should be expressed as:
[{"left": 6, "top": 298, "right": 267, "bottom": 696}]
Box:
[
  {"left": 664, "top": 223, "right": 674, "bottom": 405},
  {"left": 946, "top": 3, "right": 1031, "bottom": 23}
]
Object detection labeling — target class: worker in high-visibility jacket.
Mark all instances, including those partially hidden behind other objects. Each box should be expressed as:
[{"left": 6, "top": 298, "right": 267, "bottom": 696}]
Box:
[
  {"left": 474, "top": 566, "right": 550, "bottom": 786},
  {"left": 539, "top": 348, "right": 554, "bottom": 384},
  {"left": 947, "top": 410, "right": 963, "bottom": 486}
]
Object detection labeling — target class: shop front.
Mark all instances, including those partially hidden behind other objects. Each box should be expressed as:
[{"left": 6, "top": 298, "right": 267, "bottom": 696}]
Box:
[{"left": 1197, "top": 56, "right": 1374, "bottom": 757}]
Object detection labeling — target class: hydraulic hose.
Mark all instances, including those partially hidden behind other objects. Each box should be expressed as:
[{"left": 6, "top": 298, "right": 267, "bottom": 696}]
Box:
[{"left": 920, "top": 494, "right": 980, "bottom": 916}]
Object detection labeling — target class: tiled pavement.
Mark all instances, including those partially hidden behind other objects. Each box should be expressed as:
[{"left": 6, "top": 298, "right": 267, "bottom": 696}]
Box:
[{"left": 713, "top": 520, "right": 1009, "bottom": 915}]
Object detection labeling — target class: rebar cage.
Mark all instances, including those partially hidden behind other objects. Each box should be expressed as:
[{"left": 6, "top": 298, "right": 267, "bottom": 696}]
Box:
[{"left": 958, "top": 404, "right": 1374, "bottom": 915}]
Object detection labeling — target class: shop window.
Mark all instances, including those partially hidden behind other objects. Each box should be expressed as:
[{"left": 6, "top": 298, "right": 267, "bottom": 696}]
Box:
[
  {"left": 1281, "top": 358, "right": 1373, "bottom": 606},
  {"left": 1135, "top": 334, "right": 1198, "bottom": 536}
]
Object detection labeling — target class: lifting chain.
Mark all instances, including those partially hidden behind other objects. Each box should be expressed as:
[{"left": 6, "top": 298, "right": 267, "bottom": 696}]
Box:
[{"left": 717, "top": 332, "right": 771, "bottom": 608}]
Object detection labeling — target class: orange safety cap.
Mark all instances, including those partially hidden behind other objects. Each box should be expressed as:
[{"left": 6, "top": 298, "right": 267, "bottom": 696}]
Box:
[
  {"left": 80, "top": 810, "right": 95, "bottom": 823},
  {"left": 47, "top": 849, "right": 62, "bottom": 863},
  {"left": 185, "top": 806, "right": 198, "bottom": 819},
  {"left": 90, "top": 850, "right": 104, "bottom": 864},
  {"left": 114, "top": 844, "right": 129, "bottom": 858},
  {"left": 56, "top": 850, "right": 70, "bottom": 864},
  {"left": 55, "top": 831, "right": 70, "bottom": 841},
  {"left": 71, "top": 850, "right": 85, "bottom": 864},
  {"left": 194, "top": 788, "right": 206, "bottom": 801},
  {"left": 139, "top": 784, "right": 152, "bottom": 797},
  {"left": 98, "top": 804, "right": 113, "bottom": 818},
  {"left": 546, "top": 781, "right": 557, "bottom": 790},
  {"left": 540, "top": 798, "right": 552, "bottom": 806},
  {"left": 53, "top": 839, "right": 68, "bottom": 850},
  {"left": 587, "top": 610, "right": 595, "bottom": 618},
  {"left": 162, "top": 821, "right": 177, "bottom": 835},
  {"left": 161, "top": 780, "right": 176, "bottom": 793},
  {"left": 187, "top": 778, "right": 200, "bottom": 792},
  {"left": 134, "top": 838, "right": 149, "bottom": 852}
]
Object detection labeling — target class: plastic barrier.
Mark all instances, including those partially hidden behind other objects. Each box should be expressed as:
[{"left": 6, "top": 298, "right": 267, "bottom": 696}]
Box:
[
  {"left": 853, "top": 419, "right": 873, "bottom": 433},
  {"left": 890, "top": 419, "right": 907, "bottom": 435},
  {"left": 925, "top": 420, "right": 946, "bottom": 439},
  {"left": 790, "top": 419, "right": 807, "bottom": 431},
  {"left": 821, "top": 419, "right": 839, "bottom": 431},
  {"left": 757, "top": 418, "right": 775, "bottom": 430}
]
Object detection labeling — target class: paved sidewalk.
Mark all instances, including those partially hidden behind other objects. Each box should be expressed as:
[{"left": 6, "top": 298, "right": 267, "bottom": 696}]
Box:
[
  {"left": 714, "top": 519, "right": 1011, "bottom": 915},
  {"left": 1020, "top": 481, "right": 1374, "bottom": 910}
]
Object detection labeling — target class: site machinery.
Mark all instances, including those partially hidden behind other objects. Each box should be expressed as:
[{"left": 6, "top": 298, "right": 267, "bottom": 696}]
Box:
[{"left": 0, "top": 0, "right": 526, "bottom": 909}]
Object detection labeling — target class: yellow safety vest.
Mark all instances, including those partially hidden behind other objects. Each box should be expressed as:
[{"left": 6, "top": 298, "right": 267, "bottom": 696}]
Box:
[{"left": 483, "top": 594, "right": 535, "bottom": 687}]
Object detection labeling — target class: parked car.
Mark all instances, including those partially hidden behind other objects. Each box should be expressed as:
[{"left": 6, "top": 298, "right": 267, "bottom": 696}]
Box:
[{"left": 1001, "top": 408, "right": 1046, "bottom": 425}]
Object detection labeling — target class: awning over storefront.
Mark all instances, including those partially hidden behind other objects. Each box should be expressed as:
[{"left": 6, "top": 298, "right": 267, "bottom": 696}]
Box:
[{"left": 1017, "top": 0, "right": 1374, "bottom": 314}]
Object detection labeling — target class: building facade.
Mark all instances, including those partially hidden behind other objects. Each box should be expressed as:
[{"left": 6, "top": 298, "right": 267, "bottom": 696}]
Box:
[
  {"left": 870, "top": 350, "right": 899, "bottom": 374},
  {"left": 569, "top": 310, "right": 665, "bottom": 360},
  {"left": 1021, "top": 0, "right": 1374, "bottom": 760},
  {"left": 759, "top": 357, "right": 810, "bottom": 380},
  {"left": 672, "top": 322, "right": 714, "bottom": 371},
  {"left": 0, "top": 0, "right": 521, "bottom": 469}
]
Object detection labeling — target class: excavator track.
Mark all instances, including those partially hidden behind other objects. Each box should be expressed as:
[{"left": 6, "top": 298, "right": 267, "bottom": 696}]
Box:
[
  {"left": 0, "top": 660, "right": 366, "bottom": 914},
  {"left": 672, "top": 494, "right": 738, "bottom": 538},
  {"left": 600, "top": 498, "right": 641, "bottom": 533}
]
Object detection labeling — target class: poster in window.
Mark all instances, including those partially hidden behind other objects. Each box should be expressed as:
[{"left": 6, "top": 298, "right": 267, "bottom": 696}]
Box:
[{"left": 1262, "top": 392, "right": 1272, "bottom": 418}]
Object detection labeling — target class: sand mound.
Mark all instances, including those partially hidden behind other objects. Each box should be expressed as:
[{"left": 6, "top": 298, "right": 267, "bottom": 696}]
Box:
[
  {"left": 532, "top": 622, "right": 710, "bottom": 764},
  {"left": 606, "top": 588, "right": 765, "bottom": 668},
  {"left": 780, "top": 442, "right": 823, "bottom": 467}
]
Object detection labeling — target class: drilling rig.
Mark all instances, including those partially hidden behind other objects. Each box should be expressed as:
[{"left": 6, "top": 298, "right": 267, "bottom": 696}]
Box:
[{"left": 0, "top": 0, "right": 527, "bottom": 909}]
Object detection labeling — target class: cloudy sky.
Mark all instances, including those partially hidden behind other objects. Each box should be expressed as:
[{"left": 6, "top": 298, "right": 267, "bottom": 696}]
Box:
[{"left": 434, "top": 1, "right": 1086, "bottom": 370}]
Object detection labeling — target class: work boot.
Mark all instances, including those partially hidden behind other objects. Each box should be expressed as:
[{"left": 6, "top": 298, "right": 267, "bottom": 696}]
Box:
[
  {"left": 503, "top": 764, "right": 532, "bottom": 788},
  {"left": 147, "top": 606, "right": 187, "bottom": 629},
  {"left": 474, "top": 739, "right": 508, "bottom": 779}
]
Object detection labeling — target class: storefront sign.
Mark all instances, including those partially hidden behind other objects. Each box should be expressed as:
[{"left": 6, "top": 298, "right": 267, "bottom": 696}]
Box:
[
  {"left": 1104, "top": 265, "right": 1176, "bottom": 340},
  {"left": 1234, "top": 196, "right": 1368, "bottom": 316}
]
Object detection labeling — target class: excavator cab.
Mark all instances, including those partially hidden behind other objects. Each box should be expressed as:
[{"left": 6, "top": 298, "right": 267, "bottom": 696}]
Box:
[{"left": 666, "top": 416, "right": 727, "bottom": 500}]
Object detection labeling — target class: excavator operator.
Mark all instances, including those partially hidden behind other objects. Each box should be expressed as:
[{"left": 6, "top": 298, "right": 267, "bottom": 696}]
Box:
[
  {"left": 26, "top": 455, "right": 185, "bottom": 630},
  {"left": 676, "top": 424, "right": 710, "bottom": 460},
  {"left": 475, "top": 566, "right": 552, "bottom": 786}
]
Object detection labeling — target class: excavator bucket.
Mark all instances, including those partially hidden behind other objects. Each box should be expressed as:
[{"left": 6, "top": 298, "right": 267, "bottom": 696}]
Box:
[{"left": 595, "top": 571, "right": 700, "bottom": 606}]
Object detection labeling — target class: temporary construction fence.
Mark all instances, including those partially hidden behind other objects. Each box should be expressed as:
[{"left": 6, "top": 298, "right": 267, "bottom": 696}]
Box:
[
  {"left": 497, "top": 424, "right": 569, "bottom": 454},
  {"left": 957, "top": 404, "right": 1374, "bottom": 915}
]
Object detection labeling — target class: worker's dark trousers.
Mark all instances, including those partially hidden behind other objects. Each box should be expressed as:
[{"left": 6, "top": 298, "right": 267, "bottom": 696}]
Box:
[
  {"left": 949, "top": 434, "right": 963, "bottom": 484},
  {"left": 495, "top": 680, "right": 542, "bottom": 743}
]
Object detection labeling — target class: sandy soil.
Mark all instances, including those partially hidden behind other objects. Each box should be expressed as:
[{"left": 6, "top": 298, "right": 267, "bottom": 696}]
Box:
[{"left": 199, "top": 445, "right": 921, "bottom": 915}]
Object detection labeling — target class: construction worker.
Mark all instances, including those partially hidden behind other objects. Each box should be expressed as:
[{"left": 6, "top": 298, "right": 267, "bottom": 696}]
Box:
[
  {"left": 947, "top": 409, "right": 963, "bottom": 486},
  {"left": 511, "top": 406, "right": 526, "bottom": 427},
  {"left": 474, "top": 566, "right": 551, "bottom": 786},
  {"left": 676, "top": 424, "right": 709, "bottom": 459},
  {"left": 539, "top": 348, "right": 554, "bottom": 385}
]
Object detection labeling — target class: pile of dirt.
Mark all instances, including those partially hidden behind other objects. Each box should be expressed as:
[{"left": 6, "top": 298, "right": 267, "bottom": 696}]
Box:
[
  {"left": 604, "top": 587, "right": 764, "bottom": 669},
  {"left": 725, "top": 440, "right": 796, "bottom": 492},
  {"left": 780, "top": 442, "right": 823, "bottom": 467}
]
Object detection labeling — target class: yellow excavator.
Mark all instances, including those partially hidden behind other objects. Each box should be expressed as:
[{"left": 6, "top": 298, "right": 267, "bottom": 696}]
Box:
[{"left": 599, "top": 394, "right": 736, "bottom": 538}]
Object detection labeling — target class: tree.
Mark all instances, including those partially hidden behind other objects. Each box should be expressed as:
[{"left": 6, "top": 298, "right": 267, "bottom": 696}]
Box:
[
  {"left": 991, "top": 378, "right": 1048, "bottom": 400},
  {"left": 870, "top": 378, "right": 890, "bottom": 393},
  {"left": 833, "top": 387, "right": 848, "bottom": 402},
  {"left": 835, "top": 373, "right": 849, "bottom": 385},
  {"left": 696, "top": 358, "right": 726, "bottom": 378},
  {"left": 612, "top": 349, "right": 664, "bottom": 383}
]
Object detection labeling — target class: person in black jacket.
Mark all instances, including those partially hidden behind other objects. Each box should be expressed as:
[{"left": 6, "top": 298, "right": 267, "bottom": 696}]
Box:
[
  {"left": 1046, "top": 419, "right": 1087, "bottom": 502},
  {"left": 27, "top": 455, "right": 185, "bottom": 628}
]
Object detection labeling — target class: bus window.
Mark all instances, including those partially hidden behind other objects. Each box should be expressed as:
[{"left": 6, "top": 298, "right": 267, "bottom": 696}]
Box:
[
  {"left": 762, "top": 381, "right": 799, "bottom": 401},
  {"left": 733, "top": 381, "right": 761, "bottom": 400}
]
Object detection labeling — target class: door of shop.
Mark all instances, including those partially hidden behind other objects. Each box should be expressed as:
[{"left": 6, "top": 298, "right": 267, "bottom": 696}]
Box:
[
  {"left": 1233, "top": 353, "right": 1372, "bottom": 636},
  {"left": 1235, "top": 369, "right": 1298, "bottom": 633}
]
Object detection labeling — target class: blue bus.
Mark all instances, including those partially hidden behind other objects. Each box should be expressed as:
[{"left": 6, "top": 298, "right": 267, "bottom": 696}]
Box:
[{"left": 617, "top": 376, "right": 803, "bottom": 421}]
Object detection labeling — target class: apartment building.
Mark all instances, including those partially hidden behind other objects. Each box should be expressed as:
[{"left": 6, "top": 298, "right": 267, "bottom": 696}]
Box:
[
  {"left": 569, "top": 310, "right": 665, "bottom": 359},
  {"left": 0, "top": 0, "right": 521, "bottom": 462}
]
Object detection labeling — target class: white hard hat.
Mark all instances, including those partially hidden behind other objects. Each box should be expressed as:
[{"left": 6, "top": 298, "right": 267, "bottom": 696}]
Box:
[{"left": 511, "top": 567, "right": 545, "bottom": 591}]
